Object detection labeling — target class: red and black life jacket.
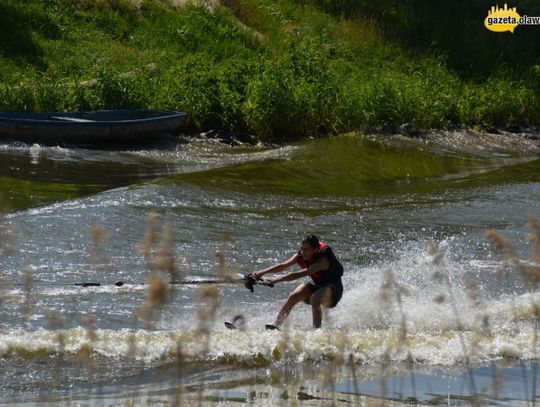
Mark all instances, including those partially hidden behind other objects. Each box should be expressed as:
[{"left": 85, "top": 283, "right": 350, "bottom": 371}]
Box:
[{"left": 296, "top": 242, "right": 343, "bottom": 285}]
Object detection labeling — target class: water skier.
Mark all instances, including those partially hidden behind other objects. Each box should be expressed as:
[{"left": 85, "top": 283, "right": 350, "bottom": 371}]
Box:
[{"left": 252, "top": 234, "right": 344, "bottom": 329}]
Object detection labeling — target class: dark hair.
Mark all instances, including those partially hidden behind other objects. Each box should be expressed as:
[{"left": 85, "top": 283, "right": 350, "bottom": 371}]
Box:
[{"left": 302, "top": 234, "right": 320, "bottom": 249}]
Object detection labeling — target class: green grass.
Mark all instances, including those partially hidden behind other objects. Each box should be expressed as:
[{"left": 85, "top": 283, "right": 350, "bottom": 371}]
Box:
[
  {"left": 0, "top": 0, "right": 538, "bottom": 142},
  {"left": 301, "top": 0, "right": 540, "bottom": 78}
]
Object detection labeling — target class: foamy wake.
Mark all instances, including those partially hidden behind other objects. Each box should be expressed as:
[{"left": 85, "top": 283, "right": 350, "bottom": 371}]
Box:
[
  {"left": 2, "top": 235, "right": 538, "bottom": 369},
  {"left": 0, "top": 311, "right": 537, "bottom": 368}
]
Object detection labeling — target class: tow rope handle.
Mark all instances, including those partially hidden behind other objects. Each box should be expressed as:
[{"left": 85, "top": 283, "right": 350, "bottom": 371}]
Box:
[{"left": 243, "top": 273, "right": 274, "bottom": 292}]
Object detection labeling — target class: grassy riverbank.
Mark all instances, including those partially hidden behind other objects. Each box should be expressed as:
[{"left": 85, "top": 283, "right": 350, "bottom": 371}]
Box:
[{"left": 0, "top": 0, "right": 539, "bottom": 141}]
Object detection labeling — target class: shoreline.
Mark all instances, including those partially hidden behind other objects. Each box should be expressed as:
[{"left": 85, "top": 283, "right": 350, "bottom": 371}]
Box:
[
  {"left": 185, "top": 125, "right": 540, "bottom": 147},
  {"left": 2, "top": 1, "right": 539, "bottom": 143}
]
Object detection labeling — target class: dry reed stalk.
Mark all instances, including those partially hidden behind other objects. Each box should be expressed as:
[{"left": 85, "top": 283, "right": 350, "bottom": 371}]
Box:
[
  {"left": 137, "top": 213, "right": 158, "bottom": 259},
  {"left": 463, "top": 272, "right": 491, "bottom": 356},
  {"left": 44, "top": 307, "right": 66, "bottom": 355},
  {"left": 138, "top": 274, "right": 169, "bottom": 327},
  {"left": 127, "top": 332, "right": 137, "bottom": 359},
  {"left": 0, "top": 199, "right": 11, "bottom": 307},
  {"left": 171, "top": 340, "right": 186, "bottom": 406},
  {"left": 526, "top": 215, "right": 540, "bottom": 283},
  {"left": 214, "top": 233, "right": 238, "bottom": 283},
  {"left": 0, "top": 269, "right": 6, "bottom": 308},
  {"left": 322, "top": 327, "right": 351, "bottom": 404},
  {"left": 81, "top": 314, "right": 97, "bottom": 342},
  {"left": 214, "top": 233, "right": 230, "bottom": 280},
  {"left": 19, "top": 264, "right": 34, "bottom": 320},
  {"left": 489, "top": 364, "right": 502, "bottom": 403},
  {"left": 379, "top": 266, "right": 416, "bottom": 402},
  {"left": 87, "top": 224, "right": 110, "bottom": 265},
  {"left": 194, "top": 234, "right": 239, "bottom": 354},
  {"left": 77, "top": 315, "right": 98, "bottom": 371},
  {"left": 135, "top": 214, "right": 182, "bottom": 328},
  {"left": 0, "top": 196, "right": 16, "bottom": 259},
  {"left": 151, "top": 222, "right": 180, "bottom": 281},
  {"left": 427, "top": 241, "right": 479, "bottom": 401},
  {"left": 347, "top": 353, "right": 360, "bottom": 398},
  {"left": 196, "top": 286, "right": 219, "bottom": 352}
]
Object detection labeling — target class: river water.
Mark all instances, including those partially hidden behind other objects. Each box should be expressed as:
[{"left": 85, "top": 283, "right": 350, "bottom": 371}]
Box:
[{"left": 0, "top": 131, "right": 539, "bottom": 405}]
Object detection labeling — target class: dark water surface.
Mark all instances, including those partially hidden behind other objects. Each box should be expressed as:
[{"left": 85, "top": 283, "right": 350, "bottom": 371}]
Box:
[{"left": 0, "top": 131, "right": 539, "bottom": 405}]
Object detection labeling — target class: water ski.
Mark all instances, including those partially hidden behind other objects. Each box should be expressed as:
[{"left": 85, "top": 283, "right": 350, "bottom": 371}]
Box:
[
  {"left": 224, "top": 321, "right": 237, "bottom": 330},
  {"left": 225, "top": 315, "right": 245, "bottom": 330},
  {"left": 225, "top": 321, "right": 280, "bottom": 331}
]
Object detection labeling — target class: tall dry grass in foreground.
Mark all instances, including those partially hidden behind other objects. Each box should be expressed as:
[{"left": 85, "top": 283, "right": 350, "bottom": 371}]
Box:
[
  {"left": 373, "top": 215, "right": 540, "bottom": 406},
  {"left": 2, "top": 210, "right": 540, "bottom": 405}
]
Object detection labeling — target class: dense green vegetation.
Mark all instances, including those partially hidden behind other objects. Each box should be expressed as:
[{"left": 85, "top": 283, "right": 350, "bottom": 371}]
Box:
[
  {"left": 0, "top": 0, "right": 538, "bottom": 141},
  {"left": 303, "top": 0, "right": 540, "bottom": 76}
]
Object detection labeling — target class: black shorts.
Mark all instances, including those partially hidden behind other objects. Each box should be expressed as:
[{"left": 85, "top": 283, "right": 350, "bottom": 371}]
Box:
[{"left": 303, "top": 280, "right": 343, "bottom": 308}]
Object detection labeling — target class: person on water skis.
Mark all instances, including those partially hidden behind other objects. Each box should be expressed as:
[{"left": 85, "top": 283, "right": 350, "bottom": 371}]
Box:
[{"left": 252, "top": 234, "right": 344, "bottom": 329}]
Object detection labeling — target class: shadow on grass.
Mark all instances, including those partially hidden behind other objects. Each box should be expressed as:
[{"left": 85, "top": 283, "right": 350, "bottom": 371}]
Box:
[
  {"left": 0, "top": 1, "right": 62, "bottom": 70},
  {"left": 302, "top": 0, "right": 540, "bottom": 78}
]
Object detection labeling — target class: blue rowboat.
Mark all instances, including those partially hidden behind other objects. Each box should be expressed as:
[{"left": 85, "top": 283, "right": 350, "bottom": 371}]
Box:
[{"left": 0, "top": 109, "right": 187, "bottom": 145}]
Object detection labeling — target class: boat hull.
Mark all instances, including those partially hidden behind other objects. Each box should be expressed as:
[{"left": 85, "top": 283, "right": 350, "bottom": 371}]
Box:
[{"left": 0, "top": 110, "right": 187, "bottom": 145}]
